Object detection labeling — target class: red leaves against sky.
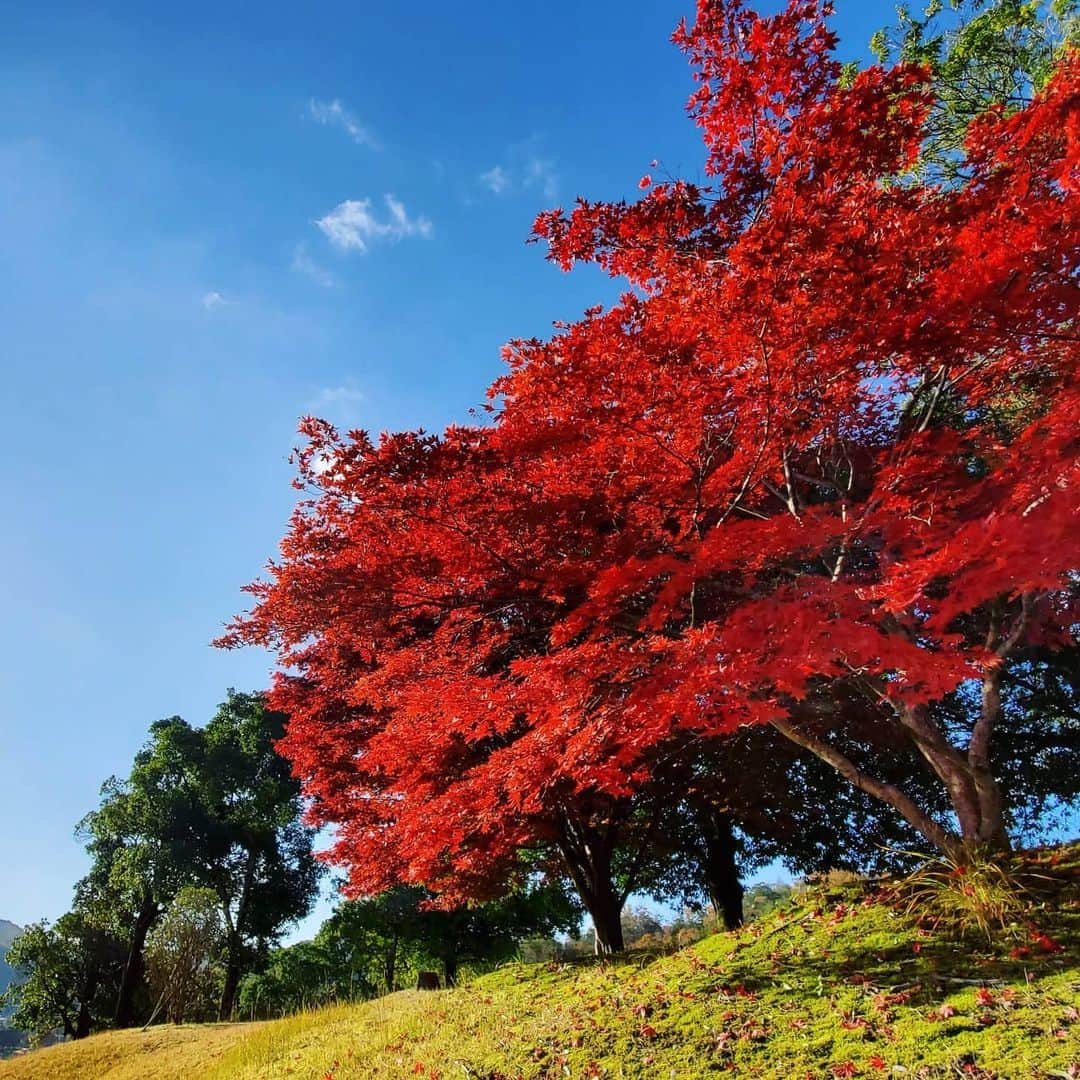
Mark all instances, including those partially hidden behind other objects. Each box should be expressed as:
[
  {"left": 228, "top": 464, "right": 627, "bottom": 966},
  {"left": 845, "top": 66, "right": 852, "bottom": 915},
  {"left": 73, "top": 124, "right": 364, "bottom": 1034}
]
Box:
[{"left": 219, "top": 0, "right": 1080, "bottom": 899}]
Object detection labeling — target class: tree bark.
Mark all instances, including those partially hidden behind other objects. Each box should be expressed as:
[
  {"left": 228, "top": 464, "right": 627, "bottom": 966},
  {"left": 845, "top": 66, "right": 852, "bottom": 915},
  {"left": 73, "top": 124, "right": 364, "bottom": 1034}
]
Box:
[
  {"left": 589, "top": 889, "right": 625, "bottom": 955},
  {"left": 769, "top": 716, "right": 965, "bottom": 858},
  {"left": 114, "top": 891, "right": 158, "bottom": 1027},
  {"left": 697, "top": 810, "right": 744, "bottom": 930},
  {"left": 442, "top": 954, "right": 460, "bottom": 987},
  {"left": 383, "top": 933, "right": 398, "bottom": 993},
  {"left": 555, "top": 812, "right": 627, "bottom": 955},
  {"left": 219, "top": 847, "right": 259, "bottom": 1020},
  {"left": 219, "top": 954, "right": 242, "bottom": 1022},
  {"left": 74, "top": 964, "right": 101, "bottom": 1039}
]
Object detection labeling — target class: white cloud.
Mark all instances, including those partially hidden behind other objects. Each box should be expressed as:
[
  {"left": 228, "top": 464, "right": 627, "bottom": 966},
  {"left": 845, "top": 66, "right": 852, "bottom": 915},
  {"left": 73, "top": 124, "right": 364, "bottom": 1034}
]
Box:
[
  {"left": 478, "top": 143, "right": 559, "bottom": 201},
  {"left": 524, "top": 156, "right": 559, "bottom": 200},
  {"left": 315, "top": 196, "right": 432, "bottom": 254},
  {"left": 480, "top": 164, "right": 510, "bottom": 195},
  {"left": 313, "top": 383, "right": 365, "bottom": 407},
  {"left": 291, "top": 243, "right": 335, "bottom": 287},
  {"left": 309, "top": 98, "right": 375, "bottom": 147},
  {"left": 308, "top": 382, "right": 366, "bottom": 428},
  {"left": 201, "top": 290, "right": 230, "bottom": 310}
]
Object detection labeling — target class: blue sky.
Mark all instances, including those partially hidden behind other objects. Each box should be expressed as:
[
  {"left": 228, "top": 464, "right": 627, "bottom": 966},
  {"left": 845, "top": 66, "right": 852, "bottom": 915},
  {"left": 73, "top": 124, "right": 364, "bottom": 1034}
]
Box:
[{"left": 0, "top": 1, "right": 896, "bottom": 938}]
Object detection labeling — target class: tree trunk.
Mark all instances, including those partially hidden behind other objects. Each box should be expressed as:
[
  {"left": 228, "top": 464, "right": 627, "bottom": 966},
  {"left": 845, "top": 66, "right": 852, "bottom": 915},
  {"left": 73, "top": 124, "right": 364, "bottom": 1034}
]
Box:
[
  {"left": 59, "top": 1012, "right": 77, "bottom": 1040},
  {"left": 73, "top": 1002, "right": 93, "bottom": 1039},
  {"left": 220, "top": 950, "right": 242, "bottom": 1021},
  {"left": 114, "top": 892, "right": 158, "bottom": 1027},
  {"left": 698, "top": 810, "right": 744, "bottom": 930},
  {"left": 442, "top": 955, "right": 460, "bottom": 987},
  {"left": 383, "top": 933, "right": 398, "bottom": 993},
  {"left": 589, "top": 890, "right": 625, "bottom": 955},
  {"left": 770, "top": 716, "right": 966, "bottom": 859},
  {"left": 556, "top": 812, "right": 628, "bottom": 956},
  {"left": 75, "top": 964, "right": 101, "bottom": 1039},
  {"left": 219, "top": 847, "right": 259, "bottom": 1020}
]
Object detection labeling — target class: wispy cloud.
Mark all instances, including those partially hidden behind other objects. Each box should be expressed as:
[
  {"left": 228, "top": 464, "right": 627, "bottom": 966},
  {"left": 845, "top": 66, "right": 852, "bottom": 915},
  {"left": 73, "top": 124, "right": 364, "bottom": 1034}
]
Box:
[
  {"left": 201, "top": 290, "right": 231, "bottom": 310},
  {"left": 524, "top": 156, "right": 559, "bottom": 200},
  {"left": 308, "top": 381, "right": 366, "bottom": 427},
  {"left": 309, "top": 98, "right": 375, "bottom": 147},
  {"left": 292, "top": 243, "right": 335, "bottom": 287},
  {"left": 480, "top": 141, "right": 560, "bottom": 201},
  {"left": 312, "top": 383, "right": 365, "bottom": 407},
  {"left": 315, "top": 195, "right": 432, "bottom": 254},
  {"left": 480, "top": 164, "right": 510, "bottom": 195}
]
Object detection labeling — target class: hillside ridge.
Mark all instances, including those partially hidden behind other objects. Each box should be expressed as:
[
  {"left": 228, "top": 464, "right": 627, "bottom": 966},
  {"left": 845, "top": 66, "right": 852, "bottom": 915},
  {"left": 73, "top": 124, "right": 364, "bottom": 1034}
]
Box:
[{"left": 1, "top": 854, "right": 1077, "bottom": 1079}]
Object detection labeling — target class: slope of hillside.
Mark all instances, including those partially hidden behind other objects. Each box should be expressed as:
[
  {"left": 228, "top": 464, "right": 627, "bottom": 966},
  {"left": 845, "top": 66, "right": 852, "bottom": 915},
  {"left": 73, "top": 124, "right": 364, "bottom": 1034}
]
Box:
[{"left": 2, "top": 851, "right": 1077, "bottom": 1079}]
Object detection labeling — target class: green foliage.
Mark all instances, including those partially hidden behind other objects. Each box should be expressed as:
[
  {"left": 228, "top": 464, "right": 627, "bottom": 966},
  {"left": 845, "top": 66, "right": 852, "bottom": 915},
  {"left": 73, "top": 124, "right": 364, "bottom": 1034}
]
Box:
[
  {"left": 868, "top": 0, "right": 1079, "bottom": 182},
  {"left": 742, "top": 881, "right": 798, "bottom": 922},
  {"left": 240, "top": 881, "right": 582, "bottom": 1019},
  {"left": 144, "top": 887, "right": 224, "bottom": 1024},
  {"left": 0, "top": 905, "right": 124, "bottom": 1043},
  {"left": 77, "top": 691, "right": 323, "bottom": 1026},
  {"left": 238, "top": 941, "right": 348, "bottom": 1020},
  {"left": 193, "top": 691, "right": 324, "bottom": 1016}
]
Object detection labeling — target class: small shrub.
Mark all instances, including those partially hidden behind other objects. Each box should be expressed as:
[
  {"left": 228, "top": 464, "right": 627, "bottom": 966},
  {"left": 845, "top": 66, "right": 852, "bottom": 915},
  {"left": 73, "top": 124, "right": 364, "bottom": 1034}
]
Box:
[{"left": 897, "top": 852, "right": 1029, "bottom": 943}]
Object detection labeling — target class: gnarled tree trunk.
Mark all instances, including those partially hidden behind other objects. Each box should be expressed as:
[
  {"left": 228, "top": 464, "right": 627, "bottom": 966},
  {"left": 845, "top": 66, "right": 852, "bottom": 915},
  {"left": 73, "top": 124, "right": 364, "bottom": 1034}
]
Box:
[
  {"left": 556, "top": 811, "right": 628, "bottom": 955},
  {"left": 770, "top": 597, "right": 1035, "bottom": 861}
]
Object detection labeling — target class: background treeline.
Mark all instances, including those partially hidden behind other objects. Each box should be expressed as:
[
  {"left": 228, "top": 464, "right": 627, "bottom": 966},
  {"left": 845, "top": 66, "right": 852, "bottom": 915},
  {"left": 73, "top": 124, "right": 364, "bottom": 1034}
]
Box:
[{"left": 2, "top": 692, "right": 320, "bottom": 1041}]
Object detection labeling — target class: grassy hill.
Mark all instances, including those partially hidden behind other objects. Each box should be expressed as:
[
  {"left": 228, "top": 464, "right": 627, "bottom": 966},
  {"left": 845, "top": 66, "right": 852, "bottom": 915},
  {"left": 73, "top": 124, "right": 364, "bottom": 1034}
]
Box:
[{"left": 2, "top": 852, "right": 1077, "bottom": 1079}]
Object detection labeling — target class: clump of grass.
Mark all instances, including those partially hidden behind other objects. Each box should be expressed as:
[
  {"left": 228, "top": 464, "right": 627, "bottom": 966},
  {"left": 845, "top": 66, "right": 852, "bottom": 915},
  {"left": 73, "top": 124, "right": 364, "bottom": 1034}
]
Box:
[{"left": 896, "top": 851, "right": 1030, "bottom": 943}]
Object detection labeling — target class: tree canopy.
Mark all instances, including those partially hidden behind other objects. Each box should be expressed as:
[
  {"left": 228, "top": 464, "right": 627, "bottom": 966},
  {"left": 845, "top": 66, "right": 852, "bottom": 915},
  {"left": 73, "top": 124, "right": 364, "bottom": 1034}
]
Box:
[{"left": 221, "top": 0, "right": 1079, "bottom": 950}]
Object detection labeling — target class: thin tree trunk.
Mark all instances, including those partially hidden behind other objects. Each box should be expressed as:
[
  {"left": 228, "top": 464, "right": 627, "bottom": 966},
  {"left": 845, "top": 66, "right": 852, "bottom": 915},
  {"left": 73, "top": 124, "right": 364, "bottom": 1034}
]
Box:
[
  {"left": 219, "top": 847, "right": 259, "bottom": 1020},
  {"left": 384, "top": 933, "right": 398, "bottom": 993},
  {"left": 114, "top": 892, "right": 158, "bottom": 1027},
  {"left": 770, "top": 716, "right": 965, "bottom": 858},
  {"left": 220, "top": 953, "right": 242, "bottom": 1021}
]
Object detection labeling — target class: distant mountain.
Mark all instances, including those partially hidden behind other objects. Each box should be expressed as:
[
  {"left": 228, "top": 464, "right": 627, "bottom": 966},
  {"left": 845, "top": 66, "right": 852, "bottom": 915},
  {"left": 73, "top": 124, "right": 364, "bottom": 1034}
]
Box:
[
  {"left": 0, "top": 921, "right": 22, "bottom": 1011},
  {"left": 0, "top": 920, "right": 28, "bottom": 1057}
]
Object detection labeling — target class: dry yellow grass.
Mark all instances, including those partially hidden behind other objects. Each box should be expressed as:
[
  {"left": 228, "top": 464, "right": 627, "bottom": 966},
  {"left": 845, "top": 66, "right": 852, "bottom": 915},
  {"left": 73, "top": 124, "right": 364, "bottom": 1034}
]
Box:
[{"left": 0, "top": 1022, "right": 256, "bottom": 1080}]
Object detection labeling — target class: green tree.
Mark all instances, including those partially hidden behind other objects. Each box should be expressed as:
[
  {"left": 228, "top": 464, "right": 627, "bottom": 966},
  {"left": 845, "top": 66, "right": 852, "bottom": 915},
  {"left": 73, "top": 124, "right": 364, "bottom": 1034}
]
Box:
[
  {"left": 75, "top": 690, "right": 322, "bottom": 1026},
  {"left": 144, "top": 887, "right": 224, "bottom": 1025},
  {"left": 194, "top": 691, "right": 323, "bottom": 1018},
  {"left": 1, "top": 900, "right": 124, "bottom": 1042},
  {"left": 238, "top": 940, "right": 345, "bottom": 1019},
  {"left": 868, "top": 0, "right": 1079, "bottom": 182},
  {"left": 77, "top": 723, "right": 210, "bottom": 1027}
]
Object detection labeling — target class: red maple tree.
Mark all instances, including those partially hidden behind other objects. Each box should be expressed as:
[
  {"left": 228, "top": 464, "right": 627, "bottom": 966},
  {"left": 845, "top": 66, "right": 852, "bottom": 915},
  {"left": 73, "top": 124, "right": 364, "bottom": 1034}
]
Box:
[{"left": 221, "top": 0, "right": 1079, "bottom": 927}]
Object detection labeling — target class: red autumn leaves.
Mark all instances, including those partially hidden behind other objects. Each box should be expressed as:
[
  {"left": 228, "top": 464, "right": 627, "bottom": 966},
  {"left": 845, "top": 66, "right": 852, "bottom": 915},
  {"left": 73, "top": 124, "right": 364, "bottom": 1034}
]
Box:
[{"left": 219, "top": 0, "right": 1079, "bottom": 907}]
